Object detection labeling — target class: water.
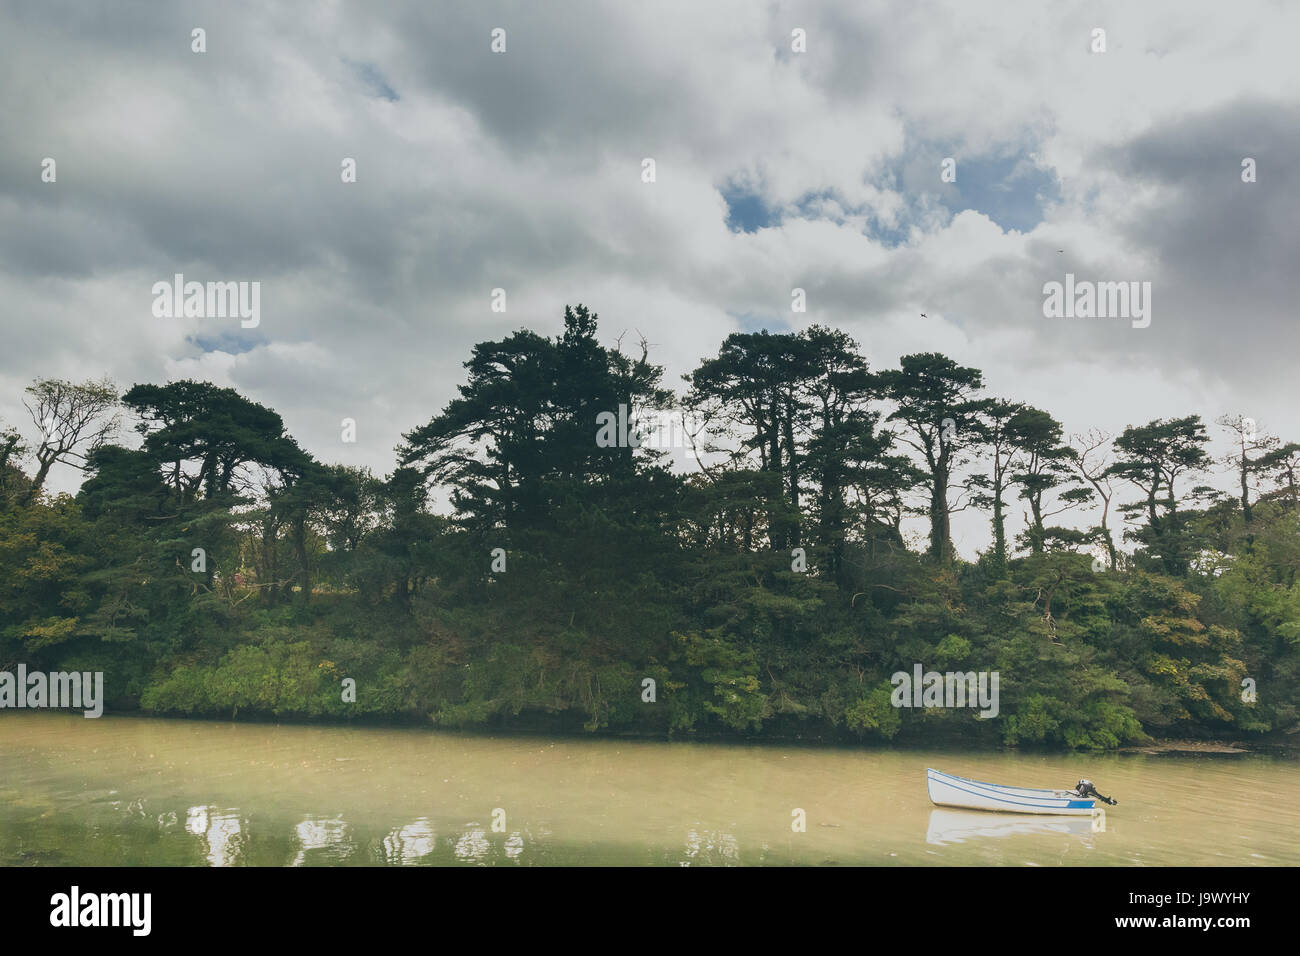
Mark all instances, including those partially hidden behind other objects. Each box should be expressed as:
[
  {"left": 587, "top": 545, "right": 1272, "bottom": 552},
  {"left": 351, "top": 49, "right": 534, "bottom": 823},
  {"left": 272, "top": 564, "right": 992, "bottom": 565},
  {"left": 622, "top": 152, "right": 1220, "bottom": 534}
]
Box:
[{"left": 1, "top": 713, "right": 1296, "bottom": 866}]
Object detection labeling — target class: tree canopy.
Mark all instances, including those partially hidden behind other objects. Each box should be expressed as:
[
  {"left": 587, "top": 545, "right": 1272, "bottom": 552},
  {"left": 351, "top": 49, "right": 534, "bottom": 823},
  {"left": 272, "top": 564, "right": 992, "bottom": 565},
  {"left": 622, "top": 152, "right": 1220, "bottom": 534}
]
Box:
[{"left": 2, "top": 306, "right": 1295, "bottom": 750}]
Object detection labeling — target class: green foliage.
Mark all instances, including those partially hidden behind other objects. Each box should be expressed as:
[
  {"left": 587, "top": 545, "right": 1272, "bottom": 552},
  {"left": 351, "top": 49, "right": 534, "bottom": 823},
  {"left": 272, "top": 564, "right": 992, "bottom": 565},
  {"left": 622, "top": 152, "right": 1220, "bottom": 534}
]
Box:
[
  {"left": 2, "top": 308, "right": 1298, "bottom": 752},
  {"left": 845, "top": 681, "right": 902, "bottom": 739},
  {"left": 671, "top": 630, "right": 767, "bottom": 732},
  {"left": 140, "top": 635, "right": 344, "bottom": 718}
]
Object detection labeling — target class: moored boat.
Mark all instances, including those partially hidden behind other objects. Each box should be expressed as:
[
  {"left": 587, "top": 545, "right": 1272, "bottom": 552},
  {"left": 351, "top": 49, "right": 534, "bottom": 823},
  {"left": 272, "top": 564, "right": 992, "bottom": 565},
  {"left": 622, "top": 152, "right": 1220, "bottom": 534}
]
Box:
[{"left": 926, "top": 768, "right": 1113, "bottom": 816}]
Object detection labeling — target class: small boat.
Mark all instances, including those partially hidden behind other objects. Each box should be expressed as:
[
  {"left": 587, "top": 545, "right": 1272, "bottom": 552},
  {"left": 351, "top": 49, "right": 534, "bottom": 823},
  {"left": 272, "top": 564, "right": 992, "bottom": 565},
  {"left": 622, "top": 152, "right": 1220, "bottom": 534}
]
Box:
[{"left": 927, "top": 768, "right": 1114, "bottom": 816}]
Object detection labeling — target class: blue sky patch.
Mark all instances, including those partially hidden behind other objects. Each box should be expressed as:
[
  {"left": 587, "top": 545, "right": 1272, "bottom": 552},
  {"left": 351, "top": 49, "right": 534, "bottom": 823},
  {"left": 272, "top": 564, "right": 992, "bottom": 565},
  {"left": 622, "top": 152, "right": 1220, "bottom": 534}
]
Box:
[
  {"left": 728, "top": 311, "right": 791, "bottom": 334},
  {"left": 346, "top": 60, "right": 399, "bottom": 102},
  {"left": 723, "top": 144, "right": 1060, "bottom": 245},
  {"left": 188, "top": 331, "right": 263, "bottom": 355},
  {"left": 722, "top": 183, "right": 779, "bottom": 233},
  {"left": 939, "top": 150, "right": 1060, "bottom": 233}
]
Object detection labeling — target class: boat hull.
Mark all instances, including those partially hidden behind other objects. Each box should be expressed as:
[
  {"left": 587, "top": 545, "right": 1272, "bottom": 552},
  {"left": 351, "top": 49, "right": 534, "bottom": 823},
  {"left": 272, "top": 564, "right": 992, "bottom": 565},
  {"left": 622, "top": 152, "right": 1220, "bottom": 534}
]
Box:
[{"left": 927, "top": 768, "right": 1098, "bottom": 815}]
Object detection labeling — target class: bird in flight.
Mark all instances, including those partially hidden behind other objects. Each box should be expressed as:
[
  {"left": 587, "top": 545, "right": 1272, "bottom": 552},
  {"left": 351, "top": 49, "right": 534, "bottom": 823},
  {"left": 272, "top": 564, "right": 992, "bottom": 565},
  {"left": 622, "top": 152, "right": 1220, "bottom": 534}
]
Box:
[{"left": 920, "top": 313, "right": 927, "bottom": 318}]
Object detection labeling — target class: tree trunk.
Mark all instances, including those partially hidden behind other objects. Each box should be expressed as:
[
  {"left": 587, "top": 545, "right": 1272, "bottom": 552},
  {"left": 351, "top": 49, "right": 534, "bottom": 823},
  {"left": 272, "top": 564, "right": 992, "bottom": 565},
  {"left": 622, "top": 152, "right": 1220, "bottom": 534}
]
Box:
[
  {"left": 1029, "top": 495, "right": 1045, "bottom": 555},
  {"left": 1240, "top": 456, "right": 1253, "bottom": 524},
  {"left": 294, "top": 517, "right": 310, "bottom": 605},
  {"left": 782, "top": 406, "right": 799, "bottom": 547},
  {"left": 261, "top": 520, "right": 279, "bottom": 605},
  {"left": 19, "top": 456, "right": 54, "bottom": 505},
  {"left": 992, "top": 491, "right": 1007, "bottom": 566},
  {"left": 931, "top": 462, "right": 951, "bottom": 563}
]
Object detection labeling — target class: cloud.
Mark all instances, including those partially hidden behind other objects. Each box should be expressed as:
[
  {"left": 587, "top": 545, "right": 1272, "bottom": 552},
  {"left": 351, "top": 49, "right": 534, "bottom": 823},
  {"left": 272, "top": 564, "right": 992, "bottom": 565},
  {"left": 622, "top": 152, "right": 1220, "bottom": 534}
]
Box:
[{"left": 0, "top": 0, "right": 1296, "bottom": 553}]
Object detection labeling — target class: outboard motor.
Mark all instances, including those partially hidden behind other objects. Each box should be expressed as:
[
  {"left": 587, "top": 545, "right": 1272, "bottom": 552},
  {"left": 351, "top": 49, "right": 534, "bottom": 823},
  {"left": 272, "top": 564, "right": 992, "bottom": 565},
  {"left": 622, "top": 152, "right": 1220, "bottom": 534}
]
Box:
[{"left": 1074, "top": 778, "right": 1117, "bottom": 806}]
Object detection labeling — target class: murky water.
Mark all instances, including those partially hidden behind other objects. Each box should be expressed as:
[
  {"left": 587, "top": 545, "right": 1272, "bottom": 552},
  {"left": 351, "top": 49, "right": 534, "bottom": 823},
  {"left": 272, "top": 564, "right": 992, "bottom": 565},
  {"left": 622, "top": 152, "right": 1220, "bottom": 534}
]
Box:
[{"left": 1, "top": 713, "right": 1296, "bottom": 866}]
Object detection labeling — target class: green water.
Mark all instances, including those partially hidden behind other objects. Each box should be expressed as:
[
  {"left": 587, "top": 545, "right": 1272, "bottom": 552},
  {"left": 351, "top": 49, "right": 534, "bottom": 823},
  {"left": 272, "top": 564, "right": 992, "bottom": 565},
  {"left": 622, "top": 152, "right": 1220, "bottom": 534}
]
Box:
[{"left": 1, "top": 713, "right": 1296, "bottom": 866}]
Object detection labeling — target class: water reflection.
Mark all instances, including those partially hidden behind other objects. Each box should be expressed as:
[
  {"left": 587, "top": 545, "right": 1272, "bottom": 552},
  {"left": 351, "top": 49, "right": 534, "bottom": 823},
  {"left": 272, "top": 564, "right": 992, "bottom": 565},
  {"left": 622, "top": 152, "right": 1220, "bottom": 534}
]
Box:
[
  {"left": 681, "top": 827, "right": 740, "bottom": 865},
  {"left": 926, "top": 809, "right": 1095, "bottom": 846},
  {"left": 109, "top": 801, "right": 531, "bottom": 866},
  {"left": 185, "top": 805, "right": 244, "bottom": 865},
  {"left": 453, "top": 826, "right": 490, "bottom": 862},
  {"left": 446, "top": 822, "right": 527, "bottom": 864},
  {"left": 291, "top": 816, "right": 347, "bottom": 866},
  {"left": 382, "top": 818, "right": 436, "bottom": 864}
]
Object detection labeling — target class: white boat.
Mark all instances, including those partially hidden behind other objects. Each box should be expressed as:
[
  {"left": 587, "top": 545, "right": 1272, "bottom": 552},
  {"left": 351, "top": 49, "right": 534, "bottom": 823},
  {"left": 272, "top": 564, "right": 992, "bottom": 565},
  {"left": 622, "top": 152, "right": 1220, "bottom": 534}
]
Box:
[{"left": 926, "top": 768, "right": 1100, "bottom": 816}]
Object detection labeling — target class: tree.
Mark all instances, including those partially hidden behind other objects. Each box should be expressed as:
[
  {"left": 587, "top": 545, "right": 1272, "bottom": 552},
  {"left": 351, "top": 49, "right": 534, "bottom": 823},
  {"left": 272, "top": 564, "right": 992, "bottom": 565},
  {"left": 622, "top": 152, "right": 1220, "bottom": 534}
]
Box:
[
  {"left": 318, "top": 465, "right": 383, "bottom": 555},
  {"left": 969, "top": 399, "right": 1026, "bottom": 571},
  {"left": 876, "top": 353, "right": 985, "bottom": 564},
  {"left": 1217, "top": 415, "right": 1276, "bottom": 526},
  {"left": 800, "top": 327, "right": 876, "bottom": 575},
  {"left": 685, "top": 329, "right": 813, "bottom": 551},
  {"left": 1109, "top": 416, "right": 1211, "bottom": 575},
  {"left": 77, "top": 445, "right": 172, "bottom": 522},
  {"left": 1006, "top": 407, "right": 1077, "bottom": 556},
  {"left": 401, "top": 304, "right": 675, "bottom": 551},
  {"left": 0, "top": 423, "right": 28, "bottom": 507},
  {"left": 1255, "top": 441, "right": 1300, "bottom": 512},
  {"left": 270, "top": 457, "right": 328, "bottom": 606},
  {"left": 122, "top": 380, "right": 307, "bottom": 505},
  {"left": 0, "top": 423, "right": 23, "bottom": 473},
  {"left": 1068, "top": 429, "right": 1119, "bottom": 570},
  {"left": 20, "top": 378, "right": 119, "bottom": 504}
]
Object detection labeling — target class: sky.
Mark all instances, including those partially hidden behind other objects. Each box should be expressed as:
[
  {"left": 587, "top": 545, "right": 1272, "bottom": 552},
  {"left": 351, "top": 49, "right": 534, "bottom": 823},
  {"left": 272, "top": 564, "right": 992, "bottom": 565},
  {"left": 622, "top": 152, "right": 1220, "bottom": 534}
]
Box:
[{"left": 1, "top": 0, "right": 1297, "bottom": 558}]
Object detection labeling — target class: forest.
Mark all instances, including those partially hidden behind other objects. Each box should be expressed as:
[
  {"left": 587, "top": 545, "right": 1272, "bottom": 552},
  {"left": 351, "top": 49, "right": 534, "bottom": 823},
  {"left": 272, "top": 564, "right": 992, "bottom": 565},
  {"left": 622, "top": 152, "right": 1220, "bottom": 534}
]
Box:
[{"left": 2, "top": 304, "right": 1297, "bottom": 750}]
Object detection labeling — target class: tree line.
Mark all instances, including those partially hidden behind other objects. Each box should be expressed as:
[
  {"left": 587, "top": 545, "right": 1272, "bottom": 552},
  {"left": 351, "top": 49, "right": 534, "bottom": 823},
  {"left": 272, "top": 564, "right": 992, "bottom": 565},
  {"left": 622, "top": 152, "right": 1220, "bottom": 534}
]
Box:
[{"left": 2, "top": 304, "right": 1297, "bottom": 748}]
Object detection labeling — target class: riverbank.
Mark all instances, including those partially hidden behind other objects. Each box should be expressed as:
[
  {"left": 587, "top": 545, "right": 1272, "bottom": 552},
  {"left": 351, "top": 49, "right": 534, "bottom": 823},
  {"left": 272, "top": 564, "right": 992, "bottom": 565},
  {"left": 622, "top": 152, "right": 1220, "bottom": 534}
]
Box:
[
  {"left": 1120, "top": 734, "right": 1300, "bottom": 756},
  {"left": 20, "top": 705, "right": 1298, "bottom": 758}
]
